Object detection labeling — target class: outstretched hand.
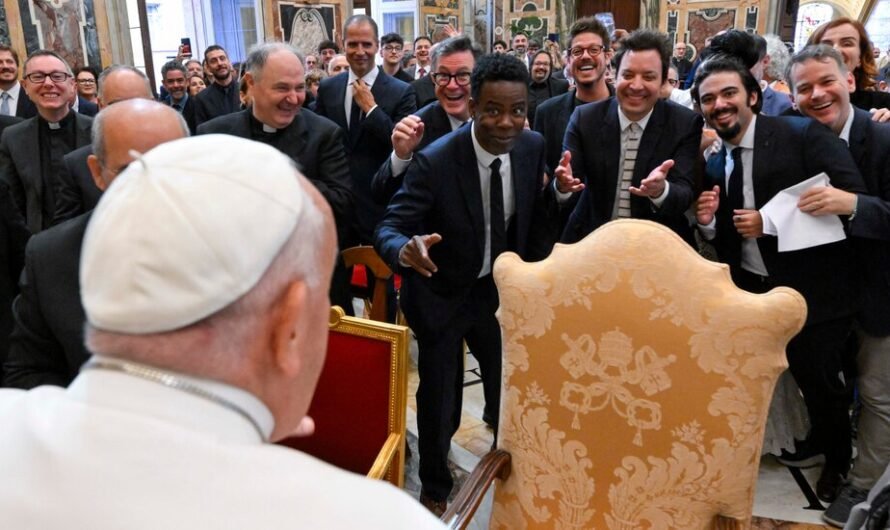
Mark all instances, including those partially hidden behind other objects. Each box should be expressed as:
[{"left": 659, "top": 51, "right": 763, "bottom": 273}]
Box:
[
  {"left": 399, "top": 234, "right": 443, "bottom": 277},
  {"left": 554, "top": 151, "right": 584, "bottom": 194}
]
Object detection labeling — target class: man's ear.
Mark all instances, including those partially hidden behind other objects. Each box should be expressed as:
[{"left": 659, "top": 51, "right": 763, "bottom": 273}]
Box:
[
  {"left": 86, "top": 154, "right": 107, "bottom": 192},
  {"left": 271, "top": 280, "right": 308, "bottom": 377}
]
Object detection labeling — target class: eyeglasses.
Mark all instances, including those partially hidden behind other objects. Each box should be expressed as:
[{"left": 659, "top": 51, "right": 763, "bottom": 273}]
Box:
[
  {"left": 570, "top": 45, "right": 604, "bottom": 58},
  {"left": 25, "top": 71, "right": 72, "bottom": 83},
  {"left": 76, "top": 78, "right": 96, "bottom": 85},
  {"left": 431, "top": 72, "right": 471, "bottom": 86},
  {"left": 383, "top": 45, "right": 403, "bottom": 52}
]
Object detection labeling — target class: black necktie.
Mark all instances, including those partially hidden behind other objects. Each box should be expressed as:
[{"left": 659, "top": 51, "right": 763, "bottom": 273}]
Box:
[
  {"left": 489, "top": 158, "right": 506, "bottom": 261},
  {"left": 348, "top": 99, "right": 362, "bottom": 143},
  {"left": 727, "top": 147, "right": 744, "bottom": 211}
]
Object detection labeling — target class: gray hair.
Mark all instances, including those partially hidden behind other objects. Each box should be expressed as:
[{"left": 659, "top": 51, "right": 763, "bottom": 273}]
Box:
[
  {"left": 764, "top": 34, "right": 790, "bottom": 82},
  {"left": 245, "top": 42, "right": 304, "bottom": 82},
  {"left": 23, "top": 50, "right": 73, "bottom": 76},
  {"left": 84, "top": 177, "right": 331, "bottom": 376},
  {"left": 785, "top": 44, "right": 848, "bottom": 94},
  {"left": 91, "top": 101, "right": 189, "bottom": 163},
  {"left": 161, "top": 60, "right": 187, "bottom": 80},
  {"left": 431, "top": 36, "right": 482, "bottom": 70},
  {"left": 97, "top": 65, "right": 151, "bottom": 101}
]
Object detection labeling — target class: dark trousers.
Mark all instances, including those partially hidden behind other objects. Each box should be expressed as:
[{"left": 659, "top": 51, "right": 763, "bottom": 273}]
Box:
[
  {"left": 733, "top": 267, "right": 854, "bottom": 471},
  {"left": 414, "top": 275, "right": 502, "bottom": 501}
]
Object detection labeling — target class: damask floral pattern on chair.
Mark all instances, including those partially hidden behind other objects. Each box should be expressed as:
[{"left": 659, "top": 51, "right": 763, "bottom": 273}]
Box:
[{"left": 491, "top": 219, "right": 806, "bottom": 529}]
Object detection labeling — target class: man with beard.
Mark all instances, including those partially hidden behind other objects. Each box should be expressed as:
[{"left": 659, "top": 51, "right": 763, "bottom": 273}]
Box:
[
  {"left": 198, "top": 43, "right": 354, "bottom": 317},
  {"left": 693, "top": 55, "right": 866, "bottom": 505},
  {"left": 527, "top": 50, "right": 569, "bottom": 128},
  {"left": 557, "top": 29, "right": 702, "bottom": 245},
  {"left": 375, "top": 53, "right": 555, "bottom": 515},
  {"left": 193, "top": 45, "right": 240, "bottom": 126},
  {"left": 534, "top": 17, "right": 615, "bottom": 174},
  {"left": 159, "top": 60, "right": 196, "bottom": 134},
  {"left": 0, "top": 45, "right": 35, "bottom": 119},
  {"left": 0, "top": 50, "right": 92, "bottom": 234},
  {"left": 511, "top": 32, "right": 530, "bottom": 69},
  {"left": 785, "top": 45, "right": 890, "bottom": 527},
  {"left": 371, "top": 36, "right": 480, "bottom": 203}
]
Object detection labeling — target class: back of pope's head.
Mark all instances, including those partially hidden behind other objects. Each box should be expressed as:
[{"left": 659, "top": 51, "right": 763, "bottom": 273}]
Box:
[{"left": 79, "top": 134, "right": 337, "bottom": 441}]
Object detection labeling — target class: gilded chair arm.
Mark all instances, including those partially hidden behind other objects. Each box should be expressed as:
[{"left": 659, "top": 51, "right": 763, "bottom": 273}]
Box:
[
  {"left": 441, "top": 450, "right": 511, "bottom": 530},
  {"left": 367, "top": 432, "right": 401, "bottom": 480}
]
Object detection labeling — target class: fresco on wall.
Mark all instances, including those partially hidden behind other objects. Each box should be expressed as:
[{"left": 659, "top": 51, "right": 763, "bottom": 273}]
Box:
[
  {"left": 0, "top": 3, "right": 9, "bottom": 46},
  {"left": 18, "top": 0, "right": 100, "bottom": 68},
  {"left": 279, "top": 3, "right": 338, "bottom": 59},
  {"left": 506, "top": 0, "right": 555, "bottom": 46},
  {"left": 687, "top": 8, "right": 736, "bottom": 55}
]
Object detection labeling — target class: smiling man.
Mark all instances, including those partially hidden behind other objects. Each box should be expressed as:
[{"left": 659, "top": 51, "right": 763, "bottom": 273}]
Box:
[
  {"left": 0, "top": 50, "right": 91, "bottom": 233},
  {"left": 557, "top": 29, "right": 702, "bottom": 245},
  {"left": 786, "top": 44, "right": 890, "bottom": 528},
  {"left": 159, "top": 60, "right": 196, "bottom": 134},
  {"left": 375, "top": 53, "right": 555, "bottom": 516},
  {"left": 692, "top": 54, "right": 867, "bottom": 508},
  {"left": 314, "top": 14, "right": 415, "bottom": 245},
  {"left": 198, "top": 42, "right": 354, "bottom": 314},
  {"left": 0, "top": 45, "right": 35, "bottom": 119},
  {"left": 371, "top": 36, "right": 480, "bottom": 202},
  {"left": 193, "top": 44, "right": 240, "bottom": 126}
]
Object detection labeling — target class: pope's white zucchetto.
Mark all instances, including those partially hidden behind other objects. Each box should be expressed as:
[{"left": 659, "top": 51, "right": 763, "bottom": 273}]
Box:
[{"left": 80, "top": 134, "right": 306, "bottom": 334}]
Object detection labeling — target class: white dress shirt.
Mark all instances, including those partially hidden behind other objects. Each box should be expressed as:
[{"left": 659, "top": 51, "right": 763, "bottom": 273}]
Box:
[
  {"left": 344, "top": 67, "right": 379, "bottom": 127},
  {"left": 2, "top": 82, "right": 21, "bottom": 116}
]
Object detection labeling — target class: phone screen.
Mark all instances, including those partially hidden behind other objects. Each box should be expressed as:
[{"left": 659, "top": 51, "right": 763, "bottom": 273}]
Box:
[{"left": 180, "top": 38, "right": 192, "bottom": 57}]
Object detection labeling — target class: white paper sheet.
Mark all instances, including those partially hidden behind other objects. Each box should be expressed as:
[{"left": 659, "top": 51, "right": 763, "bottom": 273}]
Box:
[{"left": 759, "top": 173, "right": 847, "bottom": 252}]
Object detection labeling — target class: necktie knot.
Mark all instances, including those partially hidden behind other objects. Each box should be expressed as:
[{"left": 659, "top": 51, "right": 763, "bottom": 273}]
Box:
[
  {"left": 489, "top": 158, "right": 501, "bottom": 172},
  {"left": 418, "top": 67, "right": 426, "bottom": 77}
]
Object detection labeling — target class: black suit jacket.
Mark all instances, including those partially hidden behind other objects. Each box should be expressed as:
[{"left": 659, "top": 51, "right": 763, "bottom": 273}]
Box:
[
  {"left": 314, "top": 68, "right": 416, "bottom": 243},
  {"left": 561, "top": 98, "right": 702, "bottom": 244},
  {"left": 370, "top": 101, "right": 460, "bottom": 203},
  {"left": 845, "top": 108, "right": 890, "bottom": 336},
  {"left": 76, "top": 96, "right": 98, "bottom": 117},
  {"left": 163, "top": 94, "right": 198, "bottom": 135},
  {"left": 0, "top": 115, "right": 23, "bottom": 138},
  {"left": 410, "top": 75, "right": 436, "bottom": 110},
  {"left": 393, "top": 68, "right": 413, "bottom": 83},
  {"left": 52, "top": 144, "right": 102, "bottom": 225},
  {"left": 0, "top": 113, "right": 92, "bottom": 233},
  {"left": 193, "top": 80, "right": 240, "bottom": 127},
  {"left": 197, "top": 108, "right": 354, "bottom": 243},
  {"left": 704, "top": 115, "right": 867, "bottom": 325},
  {"left": 528, "top": 77, "right": 570, "bottom": 129},
  {"left": 374, "top": 126, "right": 553, "bottom": 336},
  {"left": 0, "top": 180, "right": 29, "bottom": 376},
  {"left": 15, "top": 88, "right": 36, "bottom": 119},
  {"left": 3, "top": 212, "right": 90, "bottom": 388}
]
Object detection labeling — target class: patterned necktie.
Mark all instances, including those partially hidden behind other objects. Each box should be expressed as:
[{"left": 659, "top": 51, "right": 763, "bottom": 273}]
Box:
[
  {"left": 489, "top": 158, "right": 506, "bottom": 261},
  {"left": 617, "top": 122, "right": 641, "bottom": 219},
  {"left": 418, "top": 66, "right": 426, "bottom": 78},
  {"left": 1, "top": 92, "right": 10, "bottom": 116}
]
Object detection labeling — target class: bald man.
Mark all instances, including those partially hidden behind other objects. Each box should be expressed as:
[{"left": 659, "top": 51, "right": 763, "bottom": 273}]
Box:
[
  {"left": 3, "top": 100, "right": 188, "bottom": 389},
  {"left": 52, "top": 66, "right": 154, "bottom": 225}
]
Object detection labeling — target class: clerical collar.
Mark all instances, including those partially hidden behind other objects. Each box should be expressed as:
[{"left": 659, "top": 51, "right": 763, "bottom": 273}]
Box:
[
  {"left": 82, "top": 355, "right": 274, "bottom": 442},
  {"left": 39, "top": 110, "right": 74, "bottom": 130},
  {"left": 249, "top": 113, "right": 281, "bottom": 136}
]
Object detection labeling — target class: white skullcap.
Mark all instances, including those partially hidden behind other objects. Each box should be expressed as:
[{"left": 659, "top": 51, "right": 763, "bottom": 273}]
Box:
[{"left": 81, "top": 134, "right": 306, "bottom": 334}]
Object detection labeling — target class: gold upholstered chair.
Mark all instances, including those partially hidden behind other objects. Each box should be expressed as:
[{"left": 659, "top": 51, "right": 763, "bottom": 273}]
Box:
[
  {"left": 444, "top": 219, "right": 807, "bottom": 529},
  {"left": 279, "top": 307, "right": 409, "bottom": 487}
]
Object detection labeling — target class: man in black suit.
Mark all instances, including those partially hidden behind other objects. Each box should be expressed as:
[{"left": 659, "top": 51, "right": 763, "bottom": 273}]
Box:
[
  {"left": 314, "top": 14, "right": 415, "bottom": 244},
  {"left": 534, "top": 17, "right": 615, "bottom": 174},
  {"left": 405, "top": 36, "right": 433, "bottom": 79},
  {"left": 3, "top": 100, "right": 188, "bottom": 389},
  {"left": 410, "top": 72, "right": 437, "bottom": 109},
  {"left": 0, "top": 180, "right": 29, "bottom": 380},
  {"left": 558, "top": 30, "right": 703, "bottom": 245},
  {"left": 0, "top": 45, "right": 36, "bottom": 119},
  {"left": 692, "top": 55, "right": 867, "bottom": 505},
  {"left": 786, "top": 45, "right": 890, "bottom": 527},
  {"left": 371, "top": 36, "right": 480, "bottom": 203},
  {"left": 0, "top": 50, "right": 92, "bottom": 234},
  {"left": 375, "top": 53, "right": 554, "bottom": 515},
  {"left": 160, "top": 60, "right": 197, "bottom": 133},
  {"left": 671, "top": 41, "right": 692, "bottom": 88},
  {"left": 73, "top": 95, "right": 98, "bottom": 117},
  {"left": 198, "top": 42, "right": 354, "bottom": 312},
  {"left": 193, "top": 45, "right": 240, "bottom": 127},
  {"left": 53, "top": 66, "right": 155, "bottom": 225},
  {"left": 380, "top": 33, "right": 413, "bottom": 83}
]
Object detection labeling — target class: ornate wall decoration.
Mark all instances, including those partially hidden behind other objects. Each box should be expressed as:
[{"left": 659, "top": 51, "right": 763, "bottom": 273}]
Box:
[
  {"left": 279, "top": 3, "right": 338, "bottom": 58},
  {"left": 19, "top": 0, "right": 100, "bottom": 68},
  {"left": 504, "top": 0, "right": 555, "bottom": 45},
  {"left": 687, "top": 8, "right": 736, "bottom": 56}
]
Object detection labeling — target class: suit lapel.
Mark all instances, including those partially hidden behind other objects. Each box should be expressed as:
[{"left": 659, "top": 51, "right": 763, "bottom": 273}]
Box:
[
  {"left": 74, "top": 113, "right": 92, "bottom": 148},
  {"left": 602, "top": 100, "right": 621, "bottom": 212},
  {"left": 332, "top": 75, "right": 348, "bottom": 128},
  {"left": 510, "top": 133, "right": 534, "bottom": 251},
  {"left": 848, "top": 109, "right": 868, "bottom": 170},
  {"left": 454, "top": 127, "right": 486, "bottom": 255}
]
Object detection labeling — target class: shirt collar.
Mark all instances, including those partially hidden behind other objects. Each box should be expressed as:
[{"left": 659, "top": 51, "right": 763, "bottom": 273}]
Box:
[
  {"left": 7, "top": 82, "right": 20, "bottom": 98},
  {"left": 447, "top": 112, "right": 465, "bottom": 131},
  {"left": 171, "top": 92, "right": 188, "bottom": 108},
  {"left": 838, "top": 103, "right": 855, "bottom": 145},
  {"left": 724, "top": 114, "right": 757, "bottom": 151},
  {"left": 470, "top": 120, "right": 508, "bottom": 168},
  {"left": 348, "top": 66, "right": 379, "bottom": 88},
  {"left": 617, "top": 105, "right": 654, "bottom": 132}
]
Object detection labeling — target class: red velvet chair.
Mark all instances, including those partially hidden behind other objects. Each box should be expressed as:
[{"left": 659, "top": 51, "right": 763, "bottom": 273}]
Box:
[{"left": 279, "top": 307, "right": 409, "bottom": 487}]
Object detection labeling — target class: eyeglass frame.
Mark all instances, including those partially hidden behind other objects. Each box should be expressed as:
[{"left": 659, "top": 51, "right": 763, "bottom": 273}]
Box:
[
  {"left": 383, "top": 45, "right": 403, "bottom": 53},
  {"left": 569, "top": 44, "right": 605, "bottom": 58},
  {"left": 430, "top": 72, "right": 471, "bottom": 87},
  {"left": 25, "top": 71, "right": 72, "bottom": 84},
  {"left": 76, "top": 77, "right": 96, "bottom": 85}
]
